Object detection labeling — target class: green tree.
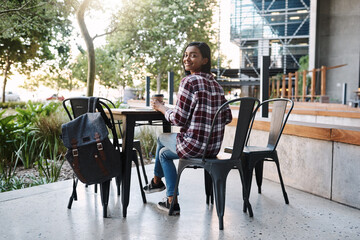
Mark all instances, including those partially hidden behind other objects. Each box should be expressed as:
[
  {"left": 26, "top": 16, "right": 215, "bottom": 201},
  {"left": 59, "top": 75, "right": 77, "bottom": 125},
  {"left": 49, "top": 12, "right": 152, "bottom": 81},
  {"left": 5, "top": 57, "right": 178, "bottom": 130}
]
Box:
[
  {"left": 71, "top": 46, "right": 139, "bottom": 90},
  {"left": 108, "top": 0, "right": 217, "bottom": 93},
  {"left": 0, "top": 0, "right": 72, "bottom": 102},
  {"left": 298, "top": 55, "right": 310, "bottom": 95},
  {"left": 72, "top": 0, "right": 119, "bottom": 96}
]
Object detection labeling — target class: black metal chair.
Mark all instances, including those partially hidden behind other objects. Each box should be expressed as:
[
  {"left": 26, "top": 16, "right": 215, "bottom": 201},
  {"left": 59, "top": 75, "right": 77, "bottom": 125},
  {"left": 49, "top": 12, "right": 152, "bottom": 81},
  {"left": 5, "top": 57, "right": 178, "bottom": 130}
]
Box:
[
  {"left": 225, "top": 98, "right": 294, "bottom": 215},
  {"left": 169, "top": 97, "right": 259, "bottom": 230},
  {"left": 62, "top": 97, "right": 121, "bottom": 217},
  {"left": 62, "top": 97, "right": 147, "bottom": 214},
  {"left": 63, "top": 97, "right": 148, "bottom": 185}
]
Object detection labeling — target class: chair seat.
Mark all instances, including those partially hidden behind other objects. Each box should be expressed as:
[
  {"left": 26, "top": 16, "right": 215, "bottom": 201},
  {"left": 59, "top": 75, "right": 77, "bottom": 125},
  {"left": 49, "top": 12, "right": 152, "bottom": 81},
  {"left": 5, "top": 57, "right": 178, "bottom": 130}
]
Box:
[
  {"left": 183, "top": 156, "right": 232, "bottom": 163},
  {"left": 243, "top": 146, "right": 273, "bottom": 154},
  {"left": 225, "top": 146, "right": 273, "bottom": 155}
]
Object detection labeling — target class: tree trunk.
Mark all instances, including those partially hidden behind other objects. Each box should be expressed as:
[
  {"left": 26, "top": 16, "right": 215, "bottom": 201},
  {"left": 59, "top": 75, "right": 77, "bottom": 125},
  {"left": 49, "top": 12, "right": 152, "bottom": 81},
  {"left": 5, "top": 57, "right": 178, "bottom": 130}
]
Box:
[
  {"left": 2, "top": 57, "right": 11, "bottom": 103},
  {"left": 77, "top": 0, "right": 95, "bottom": 97}
]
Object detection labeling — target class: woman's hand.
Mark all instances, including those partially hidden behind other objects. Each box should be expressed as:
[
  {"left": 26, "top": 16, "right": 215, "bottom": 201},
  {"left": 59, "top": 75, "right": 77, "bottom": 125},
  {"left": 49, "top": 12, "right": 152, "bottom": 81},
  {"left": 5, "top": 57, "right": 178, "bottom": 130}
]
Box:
[{"left": 152, "top": 99, "right": 167, "bottom": 114}]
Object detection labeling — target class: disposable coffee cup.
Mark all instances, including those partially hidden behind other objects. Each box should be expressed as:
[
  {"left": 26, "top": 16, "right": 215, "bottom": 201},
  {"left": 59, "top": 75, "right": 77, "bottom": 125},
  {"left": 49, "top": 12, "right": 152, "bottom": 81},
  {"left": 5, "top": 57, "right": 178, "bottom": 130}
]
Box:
[{"left": 152, "top": 94, "right": 164, "bottom": 103}]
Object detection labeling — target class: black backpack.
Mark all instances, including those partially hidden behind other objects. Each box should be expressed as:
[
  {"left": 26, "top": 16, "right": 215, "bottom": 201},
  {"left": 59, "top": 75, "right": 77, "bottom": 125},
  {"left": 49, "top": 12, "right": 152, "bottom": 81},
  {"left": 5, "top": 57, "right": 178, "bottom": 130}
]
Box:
[{"left": 61, "top": 97, "right": 122, "bottom": 185}]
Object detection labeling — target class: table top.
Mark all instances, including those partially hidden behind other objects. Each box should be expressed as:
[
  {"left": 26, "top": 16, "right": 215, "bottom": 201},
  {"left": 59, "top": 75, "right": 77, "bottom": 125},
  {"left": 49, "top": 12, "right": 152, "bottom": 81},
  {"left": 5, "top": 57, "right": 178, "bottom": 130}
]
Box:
[
  {"left": 110, "top": 107, "right": 157, "bottom": 114},
  {"left": 107, "top": 107, "right": 169, "bottom": 122},
  {"left": 110, "top": 105, "right": 174, "bottom": 115}
]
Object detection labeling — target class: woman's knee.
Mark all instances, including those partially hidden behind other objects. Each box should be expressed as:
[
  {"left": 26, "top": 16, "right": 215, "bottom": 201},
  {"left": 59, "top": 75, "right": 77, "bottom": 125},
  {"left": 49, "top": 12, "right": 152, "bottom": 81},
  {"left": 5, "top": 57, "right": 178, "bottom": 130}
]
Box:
[
  {"left": 159, "top": 148, "right": 167, "bottom": 163},
  {"left": 159, "top": 147, "right": 175, "bottom": 163}
]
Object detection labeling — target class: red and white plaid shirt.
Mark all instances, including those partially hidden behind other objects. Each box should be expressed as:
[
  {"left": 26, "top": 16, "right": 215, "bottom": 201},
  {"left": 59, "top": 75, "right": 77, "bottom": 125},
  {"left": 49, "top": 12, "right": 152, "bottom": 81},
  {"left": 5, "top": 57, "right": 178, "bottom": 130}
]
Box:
[{"left": 165, "top": 72, "right": 232, "bottom": 158}]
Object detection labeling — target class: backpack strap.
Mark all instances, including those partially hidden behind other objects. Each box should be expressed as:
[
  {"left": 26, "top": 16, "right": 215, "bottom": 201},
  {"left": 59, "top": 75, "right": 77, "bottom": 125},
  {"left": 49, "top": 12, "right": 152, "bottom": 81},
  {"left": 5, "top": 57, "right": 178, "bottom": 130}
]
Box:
[
  {"left": 96, "top": 100, "right": 120, "bottom": 150},
  {"left": 94, "top": 132, "right": 110, "bottom": 176},
  {"left": 70, "top": 138, "right": 87, "bottom": 183},
  {"left": 88, "top": 97, "right": 99, "bottom": 113}
]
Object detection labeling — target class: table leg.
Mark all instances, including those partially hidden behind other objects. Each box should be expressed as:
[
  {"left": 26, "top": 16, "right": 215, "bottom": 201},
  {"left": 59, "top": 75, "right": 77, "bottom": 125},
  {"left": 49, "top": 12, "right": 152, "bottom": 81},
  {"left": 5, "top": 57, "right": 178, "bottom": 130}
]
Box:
[
  {"left": 121, "top": 116, "right": 135, "bottom": 218},
  {"left": 162, "top": 120, "right": 171, "bottom": 133}
]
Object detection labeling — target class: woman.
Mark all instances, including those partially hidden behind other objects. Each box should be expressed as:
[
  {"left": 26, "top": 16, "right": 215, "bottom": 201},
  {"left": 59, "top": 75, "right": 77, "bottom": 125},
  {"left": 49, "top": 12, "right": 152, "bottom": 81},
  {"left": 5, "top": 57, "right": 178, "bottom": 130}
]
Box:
[{"left": 144, "top": 42, "right": 232, "bottom": 215}]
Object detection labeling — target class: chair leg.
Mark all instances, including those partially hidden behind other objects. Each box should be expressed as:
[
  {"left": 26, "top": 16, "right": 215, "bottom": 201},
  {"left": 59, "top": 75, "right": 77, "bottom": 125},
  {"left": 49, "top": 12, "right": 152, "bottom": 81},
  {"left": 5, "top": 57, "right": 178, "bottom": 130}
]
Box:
[
  {"left": 134, "top": 143, "right": 148, "bottom": 185},
  {"left": 204, "top": 170, "right": 213, "bottom": 205},
  {"left": 241, "top": 159, "right": 254, "bottom": 217},
  {"left": 169, "top": 160, "right": 189, "bottom": 216},
  {"left": 100, "top": 180, "right": 111, "bottom": 218},
  {"left": 239, "top": 172, "right": 253, "bottom": 217},
  {"left": 116, "top": 176, "right": 121, "bottom": 196},
  {"left": 68, "top": 177, "right": 78, "bottom": 209},
  {"left": 211, "top": 172, "right": 228, "bottom": 230},
  {"left": 274, "top": 155, "right": 289, "bottom": 204},
  {"left": 255, "top": 160, "right": 264, "bottom": 194},
  {"left": 133, "top": 150, "right": 147, "bottom": 203}
]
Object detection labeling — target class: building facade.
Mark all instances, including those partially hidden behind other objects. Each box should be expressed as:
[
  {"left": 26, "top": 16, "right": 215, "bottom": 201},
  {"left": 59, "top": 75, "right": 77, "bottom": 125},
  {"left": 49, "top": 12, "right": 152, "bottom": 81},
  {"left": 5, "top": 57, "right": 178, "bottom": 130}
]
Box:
[{"left": 228, "top": 0, "right": 360, "bottom": 102}]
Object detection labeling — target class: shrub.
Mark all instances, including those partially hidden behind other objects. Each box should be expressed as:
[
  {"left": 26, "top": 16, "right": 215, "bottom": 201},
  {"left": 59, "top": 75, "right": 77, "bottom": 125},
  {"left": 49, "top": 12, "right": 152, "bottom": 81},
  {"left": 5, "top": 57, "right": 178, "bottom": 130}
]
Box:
[
  {"left": 15, "top": 130, "right": 44, "bottom": 169},
  {"left": 135, "top": 126, "right": 157, "bottom": 161},
  {"left": 0, "top": 101, "right": 27, "bottom": 109},
  {"left": 15, "top": 101, "right": 67, "bottom": 163},
  {"left": 0, "top": 153, "right": 26, "bottom": 192},
  {"left": 0, "top": 101, "right": 68, "bottom": 191},
  {"left": 0, "top": 110, "right": 21, "bottom": 164}
]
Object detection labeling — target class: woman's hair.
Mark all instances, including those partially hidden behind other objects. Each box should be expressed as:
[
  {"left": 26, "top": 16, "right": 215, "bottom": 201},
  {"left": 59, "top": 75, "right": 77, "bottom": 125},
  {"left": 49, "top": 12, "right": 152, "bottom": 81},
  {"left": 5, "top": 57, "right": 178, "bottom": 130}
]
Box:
[{"left": 182, "top": 42, "right": 211, "bottom": 75}]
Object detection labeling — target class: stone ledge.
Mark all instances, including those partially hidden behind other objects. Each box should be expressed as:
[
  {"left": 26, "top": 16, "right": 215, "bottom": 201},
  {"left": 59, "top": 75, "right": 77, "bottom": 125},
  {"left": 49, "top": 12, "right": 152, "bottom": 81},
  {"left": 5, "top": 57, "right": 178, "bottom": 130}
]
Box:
[{"left": 229, "top": 118, "right": 360, "bottom": 146}]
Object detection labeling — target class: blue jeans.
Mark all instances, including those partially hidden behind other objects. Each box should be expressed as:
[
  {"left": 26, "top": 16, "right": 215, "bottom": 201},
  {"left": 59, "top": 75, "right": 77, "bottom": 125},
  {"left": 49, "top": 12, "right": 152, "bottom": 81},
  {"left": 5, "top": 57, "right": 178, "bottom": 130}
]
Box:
[{"left": 154, "top": 133, "right": 179, "bottom": 197}]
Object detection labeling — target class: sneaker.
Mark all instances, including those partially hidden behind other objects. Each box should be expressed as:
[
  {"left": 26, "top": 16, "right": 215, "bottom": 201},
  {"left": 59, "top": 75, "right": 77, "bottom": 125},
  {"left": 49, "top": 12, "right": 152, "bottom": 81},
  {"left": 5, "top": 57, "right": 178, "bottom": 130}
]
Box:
[
  {"left": 143, "top": 178, "right": 166, "bottom": 194},
  {"left": 157, "top": 198, "right": 180, "bottom": 215}
]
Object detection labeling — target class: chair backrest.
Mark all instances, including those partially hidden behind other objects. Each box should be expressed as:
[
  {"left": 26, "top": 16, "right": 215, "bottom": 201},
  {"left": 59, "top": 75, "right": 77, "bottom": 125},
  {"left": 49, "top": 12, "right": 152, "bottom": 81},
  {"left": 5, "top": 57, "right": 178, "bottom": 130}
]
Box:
[
  {"left": 62, "top": 97, "right": 120, "bottom": 149},
  {"left": 63, "top": 97, "right": 91, "bottom": 120},
  {"left": 202, "top": 97, "right": 260, "bottom": 162},
  {"left": 247, "top": 98, "right": 294, "bottom": 151}
]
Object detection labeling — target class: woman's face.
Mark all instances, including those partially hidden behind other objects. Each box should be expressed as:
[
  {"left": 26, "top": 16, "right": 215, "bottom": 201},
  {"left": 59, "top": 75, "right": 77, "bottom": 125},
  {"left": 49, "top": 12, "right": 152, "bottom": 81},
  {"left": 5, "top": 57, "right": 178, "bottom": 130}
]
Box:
[{"left": 183, "top": 46, "right": 208, "bottom": 75}]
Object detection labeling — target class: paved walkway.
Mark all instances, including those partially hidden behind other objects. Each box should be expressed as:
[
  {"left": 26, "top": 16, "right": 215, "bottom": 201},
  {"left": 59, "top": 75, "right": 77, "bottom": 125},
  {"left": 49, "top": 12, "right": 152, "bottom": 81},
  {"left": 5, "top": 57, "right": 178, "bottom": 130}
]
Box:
[{"left": 0, "top": 164, "right": 359, "bottom": 240}]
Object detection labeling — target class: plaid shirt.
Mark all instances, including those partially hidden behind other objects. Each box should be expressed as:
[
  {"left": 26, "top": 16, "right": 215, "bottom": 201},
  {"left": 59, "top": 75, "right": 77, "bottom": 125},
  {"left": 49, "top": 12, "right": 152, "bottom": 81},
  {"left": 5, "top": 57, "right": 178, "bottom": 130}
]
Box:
[{"left": 165, "top": 72, "right": 232, "bottom": 158}]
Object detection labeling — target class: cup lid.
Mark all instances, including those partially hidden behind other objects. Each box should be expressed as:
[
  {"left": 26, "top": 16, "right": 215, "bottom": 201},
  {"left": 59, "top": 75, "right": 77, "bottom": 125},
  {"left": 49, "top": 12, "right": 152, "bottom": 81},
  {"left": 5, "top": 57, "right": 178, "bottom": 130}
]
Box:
[{"left": 152, "top": 94, "right": 164, "bottom": 97}]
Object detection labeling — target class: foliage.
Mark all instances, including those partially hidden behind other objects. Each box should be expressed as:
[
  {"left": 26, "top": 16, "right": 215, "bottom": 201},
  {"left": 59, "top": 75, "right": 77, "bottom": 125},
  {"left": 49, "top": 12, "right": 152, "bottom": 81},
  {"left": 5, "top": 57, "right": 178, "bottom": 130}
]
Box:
[
  {"left": 35, "top": 109, "right": 66, "bottom": 143},
  {"left": 0, "top": 100, "right": 68, "bottom": 191},
  {"left": 23, "top": 64, "right": 84, "bottom": 93},
  {"left": 15, "top": 101, "right": 67, "bottom": 166},
  {"left": 297, "top": 55, "right": 310, "bottom": 95},
  {"left": 0, "top": 175, "right": 28, "bottom": 192},
  {"left": 298, "top": 55, "right": 309, "bottom": 72},
  {"left": 36, "top": 140, "right": 65, "bottom": 183},
  {"left": 0, "top": 101, "right": 27, "bottom": 109},
  {"left": 0, "top": 152, "right": 26, "bottom": 192},
  {"left": 0, "top": 110, "right": 21, "bottom": 163},
  {"left": 135, "top": 126, "right": 157, "bottom": 160},
  {"left": 71, "top": 48, "right": 88, "bottom": 84},
  {"left": 71, "top": 47, "right": 138, "bottom": 89},
  {"left": 15, "top": 129, "right": 43, "bottom": 169},
  {"left": 2, "top": 101, "right": 65, "bottom": 167},
  {"left": 16, "top": 101, "right": 61, "bottom": 127},
  {"left": 107, "top": 0, "right": 217, "bottom": 93},
  {"left": 0, "top": 0, "right": 73, "bottom": 102}
]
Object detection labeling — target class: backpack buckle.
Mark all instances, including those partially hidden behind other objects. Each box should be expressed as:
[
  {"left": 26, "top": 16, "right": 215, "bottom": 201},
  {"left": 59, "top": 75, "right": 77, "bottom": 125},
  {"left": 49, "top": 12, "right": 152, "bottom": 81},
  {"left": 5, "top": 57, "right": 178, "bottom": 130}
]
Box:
[
  {"left": 72, "top": 149, "right": 79, "bottom": 157},
  {"left": 97, "top": 142, "right": 103, "bottom": 151}
]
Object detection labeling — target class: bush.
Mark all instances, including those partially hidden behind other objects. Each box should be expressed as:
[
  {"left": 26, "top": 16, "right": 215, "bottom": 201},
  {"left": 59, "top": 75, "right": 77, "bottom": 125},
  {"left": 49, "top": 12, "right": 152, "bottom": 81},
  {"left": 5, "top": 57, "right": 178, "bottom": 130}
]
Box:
[
  {"left": 0, "top": 101, "right": 27, "bottom": 109},
  {"left": 135, "top": 126, "right": 157, "bottom": 160},
  {"left": 0, "top": 110, "right": 21, "bottom": 164},
  {"left": 15, "top": 101, "right": 67, "bottom": 165},
  {"left": 0, "top": 101, "right": 68, "bottom": 192},
  {"left": 0, "top": 153, "right": 27, "bottom": 192}
]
